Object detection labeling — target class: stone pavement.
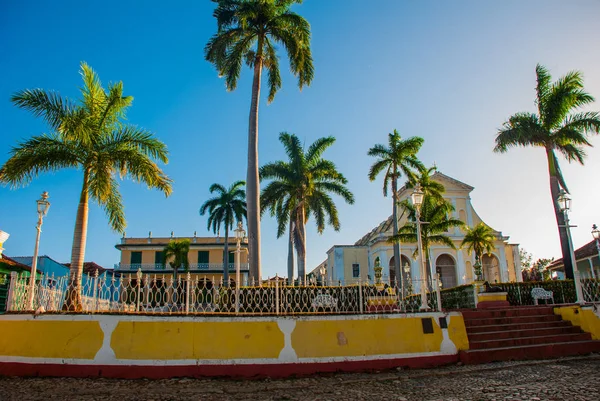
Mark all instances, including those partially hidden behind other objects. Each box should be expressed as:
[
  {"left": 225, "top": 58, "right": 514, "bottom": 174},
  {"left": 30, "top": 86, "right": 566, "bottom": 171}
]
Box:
[{"left": 0, "top": 354, "right": 598, "bottom": 400}]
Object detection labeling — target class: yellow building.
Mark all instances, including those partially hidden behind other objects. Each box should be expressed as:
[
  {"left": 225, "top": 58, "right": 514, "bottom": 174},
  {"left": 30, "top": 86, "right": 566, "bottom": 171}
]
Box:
[
  {"left": 114, "top": 233, "right": 249, "bottom": 285},
  {"left": 317, "top": 172, "right": 521, "bottom": 289}
]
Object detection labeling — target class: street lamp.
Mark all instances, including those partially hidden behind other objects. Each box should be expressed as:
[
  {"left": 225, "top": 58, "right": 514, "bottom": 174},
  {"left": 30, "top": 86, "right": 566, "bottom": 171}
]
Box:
[
  {"left": 234, "top": 221, "right": 246, "bottom": 313},
  {"left": 410, "top": 184, "right": 429, "bottom": 311},
  {"left": 28, "top": 191, "right": 50, "bottom": 310},
  {"left": 403, "top": 262, "right": 411, "bottom": 296},
  {"left": 557, "top": 190, "right": 584, "bottom": 304},
  {"left": 591, "top": 224, "right": 599, "bottom": 279}
]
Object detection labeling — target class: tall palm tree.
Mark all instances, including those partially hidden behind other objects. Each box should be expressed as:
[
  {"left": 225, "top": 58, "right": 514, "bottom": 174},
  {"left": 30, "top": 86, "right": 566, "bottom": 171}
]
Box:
[
  {"left": 461, "top": 222, "right": 496, "bottom": 280},
  {"left": 393, "top": 195, "right": 464, "bottom": 283},
  {"left": 205, "top": 0, "right": 314, "bottom": 282},
  {"left": 405, "top": 166, "right": 445, "bottom": 200},
  {"left": 261, "top": 133, "right": 354, "bottom": 283},
  {"left": 0, "top": 62, "right": 172, "bottom": 311},
  {"left": 199, "top": 181, "right": 247, "bottom": 287},
  {"left": 261, "top": 183, "right": 297, "bottom": 285},
  {"left": 494, "top": 64, "right": 600, "bottom": 279},
  {"left": 368, "top": 130, "right": 424, "bottom": 285},
  {"left": 163, "top": 238, "right": 191, "bottom": 303}
]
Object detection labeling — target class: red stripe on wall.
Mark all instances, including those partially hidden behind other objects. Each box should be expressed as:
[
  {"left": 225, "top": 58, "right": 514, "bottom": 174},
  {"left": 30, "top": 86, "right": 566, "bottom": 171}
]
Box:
[{"left": 0, "top": 355, "right": 458, "bottom": 379}]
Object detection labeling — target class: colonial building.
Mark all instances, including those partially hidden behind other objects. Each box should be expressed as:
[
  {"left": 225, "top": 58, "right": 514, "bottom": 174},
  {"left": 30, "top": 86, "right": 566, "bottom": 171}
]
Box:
[
  {"left": 546, "top": 240, "right": 600, "bottom": 279},
  {"left": 320, "top": 172, "right": 522, "bottom": 289},
  {"left": 114, "top": 233, "right": 249, "bottom": 285}
]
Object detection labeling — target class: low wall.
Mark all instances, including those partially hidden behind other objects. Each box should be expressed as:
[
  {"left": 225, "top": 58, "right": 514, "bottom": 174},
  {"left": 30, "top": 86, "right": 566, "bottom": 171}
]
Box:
[
  {"left": 0, "top": 312, "right": 468, "bottom": 378},
  {"left": 554, "top": 305, "right": 600, "bottom": 340}
]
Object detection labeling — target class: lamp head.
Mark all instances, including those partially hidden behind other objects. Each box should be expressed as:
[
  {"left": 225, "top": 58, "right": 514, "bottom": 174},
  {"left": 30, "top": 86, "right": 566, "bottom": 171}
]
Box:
[
  {"left": 36, "top": 191, "right": 50, "bottom": 216},
  {"left": 403, "top": 262, "right": 410, "bottom": 273},
  {"left": 592, "top": 224, "right": 600, "bottom": 240},
  {"left": 235, "top": 221, "right": 246, "bottom": 240},
  {"left": 557, "top": 189, "right": 571, "bottom": 213},
  {"left": 411, "top": 184, "right": 424, "bottom": 209}
]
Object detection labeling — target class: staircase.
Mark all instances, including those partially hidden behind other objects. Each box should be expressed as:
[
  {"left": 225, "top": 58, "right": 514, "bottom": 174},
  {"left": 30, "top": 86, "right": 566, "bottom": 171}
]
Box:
[{"left": 459, "top": 306, "right": 600, "bottom": 364}]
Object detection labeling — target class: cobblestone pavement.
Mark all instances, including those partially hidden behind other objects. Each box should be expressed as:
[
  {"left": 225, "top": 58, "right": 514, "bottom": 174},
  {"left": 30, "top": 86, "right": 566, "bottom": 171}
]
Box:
[{"left": 1, "top": 355, "right": 599, "bottom": 401}]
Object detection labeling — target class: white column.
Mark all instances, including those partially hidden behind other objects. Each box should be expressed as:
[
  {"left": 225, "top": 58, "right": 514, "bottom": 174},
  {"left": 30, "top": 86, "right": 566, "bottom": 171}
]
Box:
[
  {"left": 498, "top": 247, "right": 508, "bottom": 282},
  {"left": 513, "top": 245, "right": 523, "bottom": 282},
  {"left": 456, "top": 249, "right": 465, "bottom": 285},
  {"left": 451, "top": 198, "right": 459, "bottom": 235},
  {"left": 466, "top": 196, "right": 474, "bottom": 227}
]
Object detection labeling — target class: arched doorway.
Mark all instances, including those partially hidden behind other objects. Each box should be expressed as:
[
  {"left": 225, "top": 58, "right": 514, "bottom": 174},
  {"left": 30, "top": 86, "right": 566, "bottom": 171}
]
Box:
[
  {"left": 390, "top": 255, "right": 413, "bottom": 292},
  {"left": 389, "top": 256, "right": 397, "bottom": 287},
  {"left": 482, "top": 255, "right": 500, "bottom": 283},
  {"left": 436, "top": 254, "right": 457, "bottom": 289}
]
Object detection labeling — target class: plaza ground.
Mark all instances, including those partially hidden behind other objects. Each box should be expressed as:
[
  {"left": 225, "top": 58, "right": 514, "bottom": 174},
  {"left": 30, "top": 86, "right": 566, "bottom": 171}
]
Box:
[{"left": 0, "top": 354, "right": 598, "bottom": 400}]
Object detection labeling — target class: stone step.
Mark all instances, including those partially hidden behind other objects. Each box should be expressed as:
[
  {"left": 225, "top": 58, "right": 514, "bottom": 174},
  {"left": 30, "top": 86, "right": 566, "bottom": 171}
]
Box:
[
  {"left": 466, "top": 320, "right": 573, "bottom": 334},
  {"left": 459, "top": 340, "right": 600, "bottom": 364},
  {"left": 461, "top": 306, "right": 555, "bottom": 320},
  {"left": 468, "top": 325, "right": 583, "bottom": 342},
  {"left": 465, "top": 314, "right": 562, "bottom": 327},
  {"left": 469, "top": 333, "right": 592, "bottom": 350}
]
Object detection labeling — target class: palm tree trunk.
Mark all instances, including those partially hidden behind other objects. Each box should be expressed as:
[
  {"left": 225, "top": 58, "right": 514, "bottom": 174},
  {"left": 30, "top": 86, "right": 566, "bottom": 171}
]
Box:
[
  {"left": 287, "top": 216, "right": 294, "bottom": 286},
  {"left": 224, "top": 225, "right": 230, "bottom": 287},
  {"left": 391, "top": 173, "right": 401, "bottom": 289},
  {"left": 546, "top": 149, "right": 574, "bottom": 279},
  {"left": 296, "top": 205, "right": 307, "bottom": 284},
  {"left": 247, "top": 38, "right": 264, "bottom": 284},
  {"left": 64, "top": 170, "right": 90, "bottom": 311}
]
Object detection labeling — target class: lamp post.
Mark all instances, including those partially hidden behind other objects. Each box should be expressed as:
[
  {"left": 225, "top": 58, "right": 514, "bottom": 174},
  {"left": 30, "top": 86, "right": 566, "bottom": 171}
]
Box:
[
  {"left": 411, "top": 184, "right": 429, "bottom": 311},
  {"left": 591, "top": 224, "right": 599, "bottom": 279},
  {"left": 234, "top": 221, "right": 246, "bottom": 313},
  {"left": 557, "top": 190, "right": 584, "bottom": 304},
  {"left": 28, "top": 191, "right": 50, "bottom": 310}
]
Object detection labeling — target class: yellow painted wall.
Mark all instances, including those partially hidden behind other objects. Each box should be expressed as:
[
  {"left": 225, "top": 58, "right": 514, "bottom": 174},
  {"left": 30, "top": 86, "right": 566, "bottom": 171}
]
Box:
[
  {"left": 0, "top": 320, "right": 103, "bottom": 359},
  {"left": 342, "top": 248, "right": 370, "bottom": 282},
  {"left": 554, "top": 306, "right": 600, "bottom": 340}
]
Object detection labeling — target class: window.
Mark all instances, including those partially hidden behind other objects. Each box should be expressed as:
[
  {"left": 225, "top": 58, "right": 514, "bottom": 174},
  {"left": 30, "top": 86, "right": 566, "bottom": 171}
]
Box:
[
  {"left": 198, "top": 251, "right": 209, "bottom": 264},
  {"left": 352, "top": 263, "right": 360, "bottom": 278},
  {"left": 130, "top": 251, "right": 142, "bottom": 265},
  {"left": 228, "top": 252, "right": 235, "bottom": 264},
  {"left": 154, "top": 251, "right": 164, "bottom": 265}
]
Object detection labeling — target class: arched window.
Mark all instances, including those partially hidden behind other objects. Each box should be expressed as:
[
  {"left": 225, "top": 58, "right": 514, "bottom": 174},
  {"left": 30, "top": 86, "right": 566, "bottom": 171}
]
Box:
[{"left": 436, "top": 254, "right": 457, "bottom": 288}]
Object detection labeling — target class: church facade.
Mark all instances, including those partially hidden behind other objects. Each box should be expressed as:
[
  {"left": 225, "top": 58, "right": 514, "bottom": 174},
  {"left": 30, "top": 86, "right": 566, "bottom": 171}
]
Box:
[{"left": 320, "top": 172, "right": 522, "bottom": 289}]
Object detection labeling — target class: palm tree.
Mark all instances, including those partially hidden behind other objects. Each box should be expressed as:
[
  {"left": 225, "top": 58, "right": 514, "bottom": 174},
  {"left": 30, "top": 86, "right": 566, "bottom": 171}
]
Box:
[
  {"left": 199, "top": 181, "right": 247, "bottom": 287},
  {"left": 163, "top": 238, "right": 191, "bottom": 304},
  {"left": 461, "top": 222, "right": 497, "bottom": 280},
  {"left": 0, "top": 62, "right": 172, "bottom": 311},
  {"left": 494, "top": 64, "right": 600, "bottom": 279},
  {"left": 261, "top": 182, "right": 297, "bottom": 285},
  {"left": 368, "top": 131, "right": 424, "bottom": 286},
  {"left": 205, "top": 0, "right": 314, "bottom": 282},
  {"left": 261, "top": 133, "right": 354, "bottom": 283},
  {"left": 405, "top": 166, "right": 444, "bottom": 200},
  {"left": 393, "top": 195, "right": 464, "bottom": 284}
]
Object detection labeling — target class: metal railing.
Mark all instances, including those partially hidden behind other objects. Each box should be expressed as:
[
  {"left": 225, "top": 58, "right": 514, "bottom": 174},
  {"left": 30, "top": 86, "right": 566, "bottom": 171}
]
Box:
[
  {"left": 114, "top": 263, "right": 250, "bottom": 271},
  {"left": 5, "top": 270, "right": 444, "bottom": 315}
]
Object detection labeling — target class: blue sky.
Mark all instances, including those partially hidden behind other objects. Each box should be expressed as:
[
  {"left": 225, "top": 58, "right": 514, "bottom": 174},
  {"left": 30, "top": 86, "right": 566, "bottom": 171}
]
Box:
[{"left": 1, "top": 0, "right": 600, "bottom": 276}]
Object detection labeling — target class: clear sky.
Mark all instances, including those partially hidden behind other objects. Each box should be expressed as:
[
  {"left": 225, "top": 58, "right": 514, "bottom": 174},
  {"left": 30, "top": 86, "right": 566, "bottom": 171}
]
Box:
[{"left": 1, "top": 0, "right": 600, "bottom": 276}]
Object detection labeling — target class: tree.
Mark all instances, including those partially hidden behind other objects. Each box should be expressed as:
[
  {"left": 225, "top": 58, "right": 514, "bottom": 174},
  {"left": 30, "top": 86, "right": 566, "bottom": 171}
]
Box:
[
  {"left": 392, "top": 194, "right": 465, "bottom": 284},
  {"left": 163, "top": 238, "right": 191, "bottom": 303},
  {"left": 494, "top": 64, "right": 600, "bottom": 279},
  {"left": 368, "top": 130, "right": 424, "bottom": 288},
  {"left": 199, "top": 181, "right": 247, "bottom": 286},
  {"left": 461, "top": 222, "right": 497, "bottom": 280},
  {"left": 205, "top": 0, "right": 314, "bottom": 282},
  {"left": 405, "top": 166, "right": 445, "bottom": 200},
  {"left": 0, "top": 62, "right": 172, "bottom": 311},
  {"left": 261, "top": 133, "right": 354, "bottom": 283}
]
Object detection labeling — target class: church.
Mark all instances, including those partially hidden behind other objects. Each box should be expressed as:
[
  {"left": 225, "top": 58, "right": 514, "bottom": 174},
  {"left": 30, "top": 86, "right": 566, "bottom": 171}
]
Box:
[{"left": 317, "top": 172, "right": 522, "bottom": 289}]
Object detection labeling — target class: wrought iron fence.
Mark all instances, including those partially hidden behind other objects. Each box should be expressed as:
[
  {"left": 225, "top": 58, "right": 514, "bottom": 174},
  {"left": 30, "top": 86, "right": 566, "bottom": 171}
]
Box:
[{"left": 5, "top": 270, "right": 443, "bottom": 315}]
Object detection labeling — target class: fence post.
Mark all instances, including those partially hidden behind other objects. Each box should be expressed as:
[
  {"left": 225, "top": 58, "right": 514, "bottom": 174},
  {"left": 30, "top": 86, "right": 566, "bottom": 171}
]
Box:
[
  {"left": 275, "top": 277, "right": 280, "bottom": 315},
  {"left": 6, "top": 271, "right": 18, "bottom": 311},
  {"left": 92, "top": 269, "right": 99, "bottom": 314},
  {"left": 472, "top": 284, "right": 478, "bottom": 308},
  {"left": 517, "top": 283, "right": 522, "bottom": 305},
  {"left": 358, "top": 279, "right": 364, "bottom": 314},
  {"left": 185, "top": 271, "right": 191, "bottom": 314},
  {"left": 235, "top": 273, "right": 240, "bottom": 315},
  {"left": 435, "top": 273, "right": 442, "bottom": 312},
  {"left": 136, "top": 268, "right": 142, "bottom": 312}
]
